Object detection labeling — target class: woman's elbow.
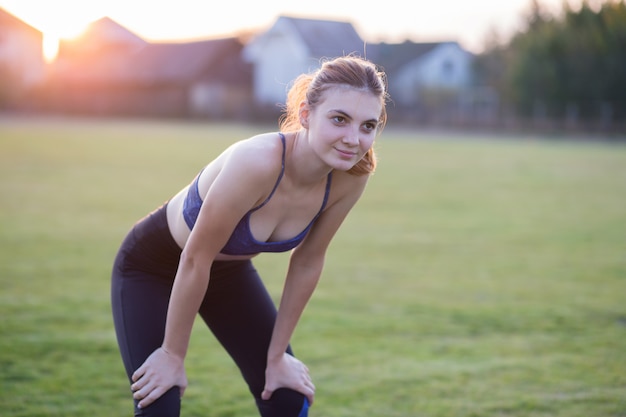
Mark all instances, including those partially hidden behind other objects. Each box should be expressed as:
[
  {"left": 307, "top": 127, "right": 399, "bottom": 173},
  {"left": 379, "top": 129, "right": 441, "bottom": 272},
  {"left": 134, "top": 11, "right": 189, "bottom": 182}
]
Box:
[{"left": 178, "top": 249, "right": 212, "bottom": 282}]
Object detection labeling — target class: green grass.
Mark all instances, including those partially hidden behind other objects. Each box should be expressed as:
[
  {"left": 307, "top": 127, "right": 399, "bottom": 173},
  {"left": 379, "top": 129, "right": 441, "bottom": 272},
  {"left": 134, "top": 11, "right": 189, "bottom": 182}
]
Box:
[{"left": 1, "top": 117, "right": 625, "bottom": 416}]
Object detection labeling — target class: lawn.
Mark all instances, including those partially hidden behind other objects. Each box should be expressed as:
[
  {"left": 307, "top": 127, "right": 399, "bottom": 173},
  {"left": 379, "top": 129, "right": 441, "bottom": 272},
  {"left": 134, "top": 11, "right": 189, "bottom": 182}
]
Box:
[{"left": 1, "top": 116, "right": 625, "bottom": 416}]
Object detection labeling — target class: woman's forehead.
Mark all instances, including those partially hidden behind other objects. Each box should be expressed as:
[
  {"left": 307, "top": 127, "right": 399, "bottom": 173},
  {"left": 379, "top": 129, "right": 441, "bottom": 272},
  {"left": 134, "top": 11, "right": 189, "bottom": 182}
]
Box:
[{"left": 317, "top": 87, "right": 383, "bottom": 118}]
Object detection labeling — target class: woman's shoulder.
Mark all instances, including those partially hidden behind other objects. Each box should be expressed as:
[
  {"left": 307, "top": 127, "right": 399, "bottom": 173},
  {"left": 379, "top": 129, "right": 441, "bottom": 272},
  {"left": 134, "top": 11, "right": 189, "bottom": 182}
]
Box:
[
  {"left": 325, "top": 169, "right": 371, "bottom": 209},
  {"left": 225, "top": 132, "right": 280, "bottom": 152},
  {"left": 219, "top": 132, "right": 284, "bottom": 177}
]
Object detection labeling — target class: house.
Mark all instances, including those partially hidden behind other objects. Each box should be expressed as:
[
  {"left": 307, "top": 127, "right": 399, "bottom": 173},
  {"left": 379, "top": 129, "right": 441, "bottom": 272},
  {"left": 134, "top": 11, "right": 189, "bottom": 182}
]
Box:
[
  {"left": 50, "top": 18, "right": 252, "bottom": 118},
  {"left": 242, "top": 15, "right": 474, "bottom": 122},
  {"left": 57, "top": 16, "right": 147, "bottom": 61},
  {"left": 372, "top": 41, "right": 473, "bottom": 107},
  {"left": 0, "top": 8, "right": 45, "bottom": 101},
  {"left": 242, "top": 16, "right": 366, "bottom": 108},
  {"left": 44, "top": 14, "right": 475, "bottom": 123}
]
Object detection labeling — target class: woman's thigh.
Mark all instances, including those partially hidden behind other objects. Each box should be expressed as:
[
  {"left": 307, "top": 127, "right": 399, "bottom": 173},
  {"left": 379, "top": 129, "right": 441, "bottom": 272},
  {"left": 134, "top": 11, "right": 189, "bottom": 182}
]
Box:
[
  {"left": 110, "top": 204, "right": 183, "bottom": 415},
  {"left": 198, "top": 261, "right": 307, "bottom": 416}
]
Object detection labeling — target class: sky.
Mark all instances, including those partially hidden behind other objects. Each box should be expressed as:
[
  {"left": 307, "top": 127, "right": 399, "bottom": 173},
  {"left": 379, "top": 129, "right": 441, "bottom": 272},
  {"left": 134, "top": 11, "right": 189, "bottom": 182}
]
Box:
[{"left": 1, "top": 0, "right": 584, "bottom": 60}]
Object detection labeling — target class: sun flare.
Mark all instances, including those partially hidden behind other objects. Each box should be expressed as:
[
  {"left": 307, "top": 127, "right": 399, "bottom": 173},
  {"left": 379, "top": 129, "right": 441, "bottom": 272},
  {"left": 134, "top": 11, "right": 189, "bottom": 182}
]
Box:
[
  {"left": 42, "top": 23, "right": 90, "bottom": 61},
  {"left": 43, "top": 35, "right": 61, "bottom": 62},
  {"left": 1, "top": 2, "right": 94, "bottom": 61}
]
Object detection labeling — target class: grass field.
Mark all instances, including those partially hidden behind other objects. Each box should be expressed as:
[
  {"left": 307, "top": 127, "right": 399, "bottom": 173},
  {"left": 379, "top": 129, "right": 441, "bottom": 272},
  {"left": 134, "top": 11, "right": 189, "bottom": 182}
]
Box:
[{"left": 1, "top": 116, "right": 625, "bottom": 417}]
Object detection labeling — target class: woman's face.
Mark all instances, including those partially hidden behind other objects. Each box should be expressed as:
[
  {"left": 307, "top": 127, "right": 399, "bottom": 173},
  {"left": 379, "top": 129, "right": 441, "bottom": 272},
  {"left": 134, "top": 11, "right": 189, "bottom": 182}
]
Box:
[{"left": 302, "top": 86, "right": 382, "bottom": 171}]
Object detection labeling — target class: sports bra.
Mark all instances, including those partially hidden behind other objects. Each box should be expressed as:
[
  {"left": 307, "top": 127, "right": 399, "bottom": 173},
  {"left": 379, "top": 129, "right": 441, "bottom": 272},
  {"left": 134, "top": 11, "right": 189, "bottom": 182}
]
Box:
[{"left": 182, "top": 133, "right": 332, "bottom": 255}]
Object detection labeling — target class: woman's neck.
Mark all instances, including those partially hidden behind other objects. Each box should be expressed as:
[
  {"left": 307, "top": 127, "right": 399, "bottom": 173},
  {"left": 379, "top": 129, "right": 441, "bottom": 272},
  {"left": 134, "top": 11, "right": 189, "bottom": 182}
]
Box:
[{"left": 285, "top": 130, "right": 332, "bottom": 187}]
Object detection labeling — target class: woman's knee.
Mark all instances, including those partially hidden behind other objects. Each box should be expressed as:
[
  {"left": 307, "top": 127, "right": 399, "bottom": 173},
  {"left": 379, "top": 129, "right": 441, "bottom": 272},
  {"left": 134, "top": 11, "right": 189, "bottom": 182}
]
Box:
[{"left": 256, "top": 388, "right": 309, "bottom": 417}]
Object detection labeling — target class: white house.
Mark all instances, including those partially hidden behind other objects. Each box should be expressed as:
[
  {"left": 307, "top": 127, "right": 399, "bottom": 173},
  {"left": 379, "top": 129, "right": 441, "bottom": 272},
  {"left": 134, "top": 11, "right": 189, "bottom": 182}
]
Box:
[
  {"left": 243, "top": 16, "right": 365, "bottom": 106},
  {"left": 242, "top": 15, "right": 474, "bottom": 117},
  {"left": 375, "top": 41, "right": 474, "bottom": 107}
]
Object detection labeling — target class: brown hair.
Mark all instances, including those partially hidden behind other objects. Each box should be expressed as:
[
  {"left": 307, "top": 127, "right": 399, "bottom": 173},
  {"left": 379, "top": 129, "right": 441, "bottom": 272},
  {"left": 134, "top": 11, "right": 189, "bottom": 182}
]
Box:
[{"left": 279, "top": 55, "right": 389, "bottom": 176}]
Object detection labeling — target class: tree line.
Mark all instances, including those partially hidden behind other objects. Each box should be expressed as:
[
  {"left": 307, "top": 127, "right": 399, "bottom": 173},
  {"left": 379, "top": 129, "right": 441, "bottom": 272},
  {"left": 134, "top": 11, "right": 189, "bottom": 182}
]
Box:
[{"left": 475, "top": 0, "right": 626, "bottom": 129}]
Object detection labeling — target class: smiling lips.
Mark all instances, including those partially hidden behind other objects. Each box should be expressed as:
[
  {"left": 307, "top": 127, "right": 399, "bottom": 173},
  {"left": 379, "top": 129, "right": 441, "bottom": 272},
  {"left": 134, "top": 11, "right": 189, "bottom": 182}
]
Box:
[{"left": 335, "top": 148, "right": 357, "bottom": 158}]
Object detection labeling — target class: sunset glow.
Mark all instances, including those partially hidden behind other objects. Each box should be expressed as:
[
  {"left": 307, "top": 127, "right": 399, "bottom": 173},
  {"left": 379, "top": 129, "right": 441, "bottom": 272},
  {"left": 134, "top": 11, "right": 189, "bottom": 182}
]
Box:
[
  {"left": 43, "top": 25, "right": 89, "bottom": 62},
  {"left": 2, "top": 0, "right": 586, "bottom": 62},
  {"left": 2, "top": 3, "right": 99, "bottom": 61}
]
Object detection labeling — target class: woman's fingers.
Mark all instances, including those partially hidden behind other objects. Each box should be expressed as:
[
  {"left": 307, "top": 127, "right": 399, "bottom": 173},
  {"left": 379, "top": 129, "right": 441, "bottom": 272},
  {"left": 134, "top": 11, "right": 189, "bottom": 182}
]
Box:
[
  {"left": 132, "top": 380, "right": 151, "bottom": 400},
  {"left": 131, "top": 376, "right": 167, "bottom": 408},
  {"left": 130, "top": 376, "right": 145, "bottom": 393},
  {"left": 263, "top": 353, "right": 316, "bottom": 404},
  {"left": 127, "top": 347, "right": 188, "bottom": 408},
  {"left": 131, "top": 378, "right": 181, "bottom": 409},
  {"left": 261, "top": 387, "right": 273, "bottom": 401},
  {"left": 136, "top": 385, "right": 166, "bottom": 409},
  {"left": 131, "top": 365, "right": 145, "bottom": 383},
  {"left": 304, "top": 378, "right": 315, "bottom": 404}
]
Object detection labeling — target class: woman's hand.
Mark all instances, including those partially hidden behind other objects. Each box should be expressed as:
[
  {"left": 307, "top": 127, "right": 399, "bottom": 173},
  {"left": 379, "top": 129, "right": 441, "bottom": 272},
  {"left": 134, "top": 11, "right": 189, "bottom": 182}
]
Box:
[
  {"left": 130, "top": 347, "right": 188, "bottom": 409},
  {"left": 261, "top": 352, "right": 315, "bottom": 405}
]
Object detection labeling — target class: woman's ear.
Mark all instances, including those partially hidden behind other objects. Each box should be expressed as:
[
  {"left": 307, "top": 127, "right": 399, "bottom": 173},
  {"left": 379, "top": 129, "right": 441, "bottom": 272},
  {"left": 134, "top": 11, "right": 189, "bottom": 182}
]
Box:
[{"left": 299, "top": 101, "right": 310, "bottom": 129}]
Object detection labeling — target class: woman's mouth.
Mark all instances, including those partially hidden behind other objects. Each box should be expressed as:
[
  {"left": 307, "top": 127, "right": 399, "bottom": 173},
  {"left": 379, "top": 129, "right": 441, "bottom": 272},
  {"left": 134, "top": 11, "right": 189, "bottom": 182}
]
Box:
[{"left": 335, "top": 148, "right": 356, "bottom": 159}]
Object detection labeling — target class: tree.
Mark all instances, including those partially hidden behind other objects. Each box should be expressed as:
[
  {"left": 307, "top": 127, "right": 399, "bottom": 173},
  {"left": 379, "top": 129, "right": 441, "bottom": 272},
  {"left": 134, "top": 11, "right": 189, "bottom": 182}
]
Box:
[{"left": 475, "top": 0, "right": 626, "bottom": 125}]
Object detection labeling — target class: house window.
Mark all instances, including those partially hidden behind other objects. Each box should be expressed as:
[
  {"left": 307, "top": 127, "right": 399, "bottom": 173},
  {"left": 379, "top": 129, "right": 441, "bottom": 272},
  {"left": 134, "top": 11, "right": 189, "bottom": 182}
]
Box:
[{"left": 442, "top": 60, "right": 454, "bottom": 79}]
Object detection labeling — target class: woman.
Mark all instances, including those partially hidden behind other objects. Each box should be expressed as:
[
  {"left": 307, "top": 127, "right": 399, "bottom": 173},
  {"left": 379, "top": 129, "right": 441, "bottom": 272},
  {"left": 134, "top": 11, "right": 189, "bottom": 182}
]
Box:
[{"left": 111, "top": 55, "right": 389, "bottom": 417}]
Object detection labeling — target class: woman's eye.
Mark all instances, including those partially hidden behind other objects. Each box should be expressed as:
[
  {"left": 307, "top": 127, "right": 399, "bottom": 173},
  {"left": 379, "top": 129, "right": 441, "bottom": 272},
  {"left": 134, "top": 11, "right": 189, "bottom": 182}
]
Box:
[{"left": 333, "top": 116, "right": 345, "bottom": 123}]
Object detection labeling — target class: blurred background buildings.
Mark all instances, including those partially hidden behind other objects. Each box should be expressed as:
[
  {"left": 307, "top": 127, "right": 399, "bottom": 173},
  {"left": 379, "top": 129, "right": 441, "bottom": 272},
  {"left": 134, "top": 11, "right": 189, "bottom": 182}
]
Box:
[{"left": 0, "top": 1, "right": 624, "bottom": 133}]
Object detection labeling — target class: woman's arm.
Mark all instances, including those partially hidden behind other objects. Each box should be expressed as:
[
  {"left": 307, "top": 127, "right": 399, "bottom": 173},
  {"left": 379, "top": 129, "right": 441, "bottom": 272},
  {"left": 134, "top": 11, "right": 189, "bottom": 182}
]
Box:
[
  {"left": 262, "top": 172, "right": 370, "bottom": 404},
  {"left": 131, "top": 139, "right": 282, "bottom": 408}
]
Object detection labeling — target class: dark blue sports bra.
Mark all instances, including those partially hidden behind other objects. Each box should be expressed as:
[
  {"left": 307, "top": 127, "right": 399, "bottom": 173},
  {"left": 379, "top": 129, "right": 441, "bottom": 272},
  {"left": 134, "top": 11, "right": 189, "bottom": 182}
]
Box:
[{"left": 182, "top": 133, "right": 332, "bottom": 255}]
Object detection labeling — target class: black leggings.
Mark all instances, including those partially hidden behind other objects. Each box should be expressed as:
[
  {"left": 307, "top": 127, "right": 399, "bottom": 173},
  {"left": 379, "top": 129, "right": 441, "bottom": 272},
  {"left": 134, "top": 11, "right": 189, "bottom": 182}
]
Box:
[{"left": 111, "top": 204, "right": 308, "bottom": 417}]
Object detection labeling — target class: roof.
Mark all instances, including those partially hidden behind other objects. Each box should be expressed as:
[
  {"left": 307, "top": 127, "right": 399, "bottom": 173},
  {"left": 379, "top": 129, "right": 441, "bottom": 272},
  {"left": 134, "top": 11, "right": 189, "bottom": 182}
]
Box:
[
  {"left": 53, "top": 35, "right": 251, "bottom": 86},
  {"left": 125, "top": 38, "right": 251, "bottom": 85},
  {"left": 370, "top": 41, "right": 452, "bottom": 73},
  {"left": 57, "top": 16, "right": 147, "bottom": 60},
  {"left": 0, "top": 7, "right": 42, "bottom": 35},
  {"left": 52, "top": 16, "right": 251, "bottom": 85},
  {"left": 79, "top": 16, "right": 146, "bottom": 48},
  {"left": 279, "top": 16, "right": 365, "bottom": 58}
]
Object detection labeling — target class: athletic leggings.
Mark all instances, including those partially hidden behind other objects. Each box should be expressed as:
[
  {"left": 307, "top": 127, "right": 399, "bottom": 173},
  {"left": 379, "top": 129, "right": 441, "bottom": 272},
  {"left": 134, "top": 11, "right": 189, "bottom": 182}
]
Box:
[{"left": 111, "top": 203, "right": 309, "bottom": 417}]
